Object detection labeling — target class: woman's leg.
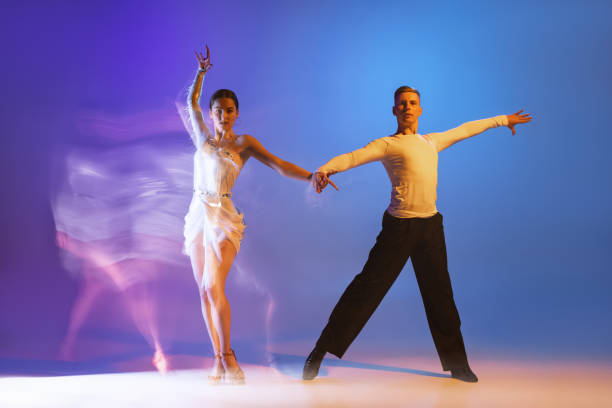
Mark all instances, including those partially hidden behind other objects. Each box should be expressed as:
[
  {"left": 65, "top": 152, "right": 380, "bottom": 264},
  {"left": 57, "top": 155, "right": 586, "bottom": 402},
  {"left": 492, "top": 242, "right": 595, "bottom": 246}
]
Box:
[
  {"left": 203, "top": 238, "right": 244, "bottom": 380},
  {"left": 203, "top": 238, "right": 237, "bottom": 354},
  {"left": 188, "top": 231, "right": 221, "bottom": 353},
  {"left": 59, "top": 273, "right": 104, "bottom": 360},
  {"left": 120, "top": 260, "right": 168, "bottom": 373}
]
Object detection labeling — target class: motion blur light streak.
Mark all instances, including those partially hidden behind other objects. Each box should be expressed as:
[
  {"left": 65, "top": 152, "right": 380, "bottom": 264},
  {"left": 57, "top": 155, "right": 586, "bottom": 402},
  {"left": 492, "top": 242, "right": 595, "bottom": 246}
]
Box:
[
  {"left": 234, "top": 261, "right": 276, "bottom": 361},
  {"left": 153, "top": 347, "right": 169, "bottom": 375},
  {"left": 76, "top": 108, "right": 185, "bottom": 142},
  {"left": 51, "top": 110, "right": 191, "bottom": 367}
]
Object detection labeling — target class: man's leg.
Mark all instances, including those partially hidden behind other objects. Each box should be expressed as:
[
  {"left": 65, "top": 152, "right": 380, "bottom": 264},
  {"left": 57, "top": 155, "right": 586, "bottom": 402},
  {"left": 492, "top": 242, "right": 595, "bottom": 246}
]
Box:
[
  {"left": 410, "top": 213, "right": 476, "bottom": 382},
  {"left": 304, "top": 212, "right": 412, "bottom": 379}
]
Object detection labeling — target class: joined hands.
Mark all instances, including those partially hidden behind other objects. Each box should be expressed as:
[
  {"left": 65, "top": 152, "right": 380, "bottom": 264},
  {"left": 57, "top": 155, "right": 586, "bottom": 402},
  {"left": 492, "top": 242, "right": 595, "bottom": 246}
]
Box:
[{"left": 311, "top": 172, "right": 338, "bottom": 193}]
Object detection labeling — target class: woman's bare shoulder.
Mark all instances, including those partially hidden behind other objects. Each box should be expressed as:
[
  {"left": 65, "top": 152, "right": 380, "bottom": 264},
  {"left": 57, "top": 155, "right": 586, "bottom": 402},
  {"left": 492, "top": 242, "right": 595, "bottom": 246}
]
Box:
[
  {"left": 236, "top": 134, "right": 255, "bottom": 143},
  {"left": 235, "top": 134, "right": 258, "bottom": 149}
]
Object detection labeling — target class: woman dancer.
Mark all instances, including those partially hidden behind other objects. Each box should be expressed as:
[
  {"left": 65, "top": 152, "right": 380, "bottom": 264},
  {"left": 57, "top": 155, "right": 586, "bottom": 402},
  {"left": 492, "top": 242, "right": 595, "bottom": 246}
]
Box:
[{"left": 182, "top": 46, "right": 312, "bottom": 385}]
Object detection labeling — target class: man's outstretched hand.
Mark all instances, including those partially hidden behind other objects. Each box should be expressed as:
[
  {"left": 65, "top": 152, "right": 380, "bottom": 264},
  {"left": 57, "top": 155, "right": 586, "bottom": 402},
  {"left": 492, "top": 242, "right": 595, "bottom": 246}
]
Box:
[
  {"left": 507, "top": 109, "right": 532, "bottom": 135},
  {"left": 311, "top": 171, "right": 338, "bottom": 193}
]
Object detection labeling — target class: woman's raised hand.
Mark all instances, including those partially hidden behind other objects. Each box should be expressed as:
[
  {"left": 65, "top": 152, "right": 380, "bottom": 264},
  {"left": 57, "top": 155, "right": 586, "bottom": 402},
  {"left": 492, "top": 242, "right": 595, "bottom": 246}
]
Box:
[{"left": 195, "top": 45, "right": 213, "bottom": 73}]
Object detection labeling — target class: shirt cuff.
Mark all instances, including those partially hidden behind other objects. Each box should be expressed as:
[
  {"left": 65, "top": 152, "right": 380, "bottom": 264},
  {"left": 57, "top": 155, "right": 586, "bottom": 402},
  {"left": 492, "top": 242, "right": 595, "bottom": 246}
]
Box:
[{"left": 497, "top": 115, "right": 509, "bottom": 127}]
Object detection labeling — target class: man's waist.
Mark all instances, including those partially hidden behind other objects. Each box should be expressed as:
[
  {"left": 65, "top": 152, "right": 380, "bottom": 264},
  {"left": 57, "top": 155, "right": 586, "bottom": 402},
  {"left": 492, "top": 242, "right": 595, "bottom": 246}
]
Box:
[{"left": 386, "top": 202, "right": 438, "bottom": 219}]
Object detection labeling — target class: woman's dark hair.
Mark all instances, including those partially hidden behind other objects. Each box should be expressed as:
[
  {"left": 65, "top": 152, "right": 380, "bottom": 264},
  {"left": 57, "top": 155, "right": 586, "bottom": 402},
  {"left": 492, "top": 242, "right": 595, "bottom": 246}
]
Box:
[{"left": 209, "top": 89, "right": 239, "bottom": 111}]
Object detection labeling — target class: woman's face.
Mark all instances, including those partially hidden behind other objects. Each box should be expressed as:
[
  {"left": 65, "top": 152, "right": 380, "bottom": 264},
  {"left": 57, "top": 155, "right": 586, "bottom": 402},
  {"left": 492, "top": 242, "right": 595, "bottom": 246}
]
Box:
[{"left": 210, "top": 97, "right": 238, "bottom": 133}]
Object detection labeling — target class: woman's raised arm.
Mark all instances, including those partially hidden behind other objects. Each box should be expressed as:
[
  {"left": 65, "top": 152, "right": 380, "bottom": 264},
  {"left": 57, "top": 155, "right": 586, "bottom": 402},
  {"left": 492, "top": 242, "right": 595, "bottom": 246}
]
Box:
[{"left": 187, "top": 45, "right": 214, "bottom": 147}]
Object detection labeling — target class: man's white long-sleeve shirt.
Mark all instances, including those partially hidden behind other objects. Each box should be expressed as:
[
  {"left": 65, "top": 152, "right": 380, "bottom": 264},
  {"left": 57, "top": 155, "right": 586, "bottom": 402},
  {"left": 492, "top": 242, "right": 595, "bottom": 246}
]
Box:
[{"left": 318, "top": 115, "right": 509, "bottom": 218}]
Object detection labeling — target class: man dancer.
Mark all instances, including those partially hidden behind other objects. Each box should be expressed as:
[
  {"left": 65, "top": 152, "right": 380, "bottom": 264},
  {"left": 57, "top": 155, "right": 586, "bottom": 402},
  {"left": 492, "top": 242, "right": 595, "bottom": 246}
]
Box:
[{"left": 303, "top": 86, "right": 531, "bottom": 382}]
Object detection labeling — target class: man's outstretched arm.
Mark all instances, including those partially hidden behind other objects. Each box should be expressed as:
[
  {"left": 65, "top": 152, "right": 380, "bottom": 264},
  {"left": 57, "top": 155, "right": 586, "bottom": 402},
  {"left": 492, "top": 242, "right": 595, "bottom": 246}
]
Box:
[
  {"left": 427, "top": 110, "right": 532, "bottom": 152},
  {"left": 312, "top": 138, "right": 388, "bottom": 193}
]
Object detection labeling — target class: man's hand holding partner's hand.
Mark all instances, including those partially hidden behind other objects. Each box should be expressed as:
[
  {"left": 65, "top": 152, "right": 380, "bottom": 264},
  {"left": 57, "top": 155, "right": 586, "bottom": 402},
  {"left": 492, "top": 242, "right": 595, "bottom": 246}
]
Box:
[{"left": 311, "top": 171, "right": 338, "bottom": 193}]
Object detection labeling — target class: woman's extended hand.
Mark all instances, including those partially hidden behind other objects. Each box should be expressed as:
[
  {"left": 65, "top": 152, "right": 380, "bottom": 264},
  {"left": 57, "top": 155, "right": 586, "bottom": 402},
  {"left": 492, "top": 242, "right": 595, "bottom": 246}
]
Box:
[{"left": 195, "top": 45, "right": 213, "bottom": 73}]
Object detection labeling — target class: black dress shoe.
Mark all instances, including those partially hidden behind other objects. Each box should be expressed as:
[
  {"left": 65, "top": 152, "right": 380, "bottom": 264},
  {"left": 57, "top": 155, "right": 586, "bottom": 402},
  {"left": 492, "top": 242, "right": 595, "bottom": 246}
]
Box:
[
  {"left": 302, "top": 348, "right": 326, "bottom": 380},
  {"left": 451, "top": 365, "right": 478, "bottom": 383}
]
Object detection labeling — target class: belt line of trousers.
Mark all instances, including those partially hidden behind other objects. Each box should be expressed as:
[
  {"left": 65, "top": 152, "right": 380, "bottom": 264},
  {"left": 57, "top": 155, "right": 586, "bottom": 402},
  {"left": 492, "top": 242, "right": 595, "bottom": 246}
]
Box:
[{"left": 315, "top": 211, "right": 469, "bottom": 371}]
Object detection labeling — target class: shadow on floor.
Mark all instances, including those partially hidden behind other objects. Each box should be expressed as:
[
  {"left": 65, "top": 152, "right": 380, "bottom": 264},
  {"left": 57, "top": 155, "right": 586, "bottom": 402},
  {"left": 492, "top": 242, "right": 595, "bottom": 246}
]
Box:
[
  {"left": 270, "top": 353, "right": 450, "bottom": 380},
  {"left": 0, "top": 349, "right": 449, "bottom": 380}
]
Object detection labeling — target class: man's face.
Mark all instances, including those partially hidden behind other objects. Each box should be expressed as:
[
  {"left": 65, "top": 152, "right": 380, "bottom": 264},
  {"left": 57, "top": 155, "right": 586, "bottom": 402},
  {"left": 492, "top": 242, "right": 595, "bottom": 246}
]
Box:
[{"left": 392, "top": 91, "right": 422, "bottom": 128}]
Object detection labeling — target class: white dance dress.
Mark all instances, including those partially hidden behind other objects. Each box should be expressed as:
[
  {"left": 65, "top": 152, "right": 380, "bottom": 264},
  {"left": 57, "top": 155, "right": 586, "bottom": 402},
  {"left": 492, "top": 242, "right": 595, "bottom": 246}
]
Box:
[{"left": 183, "top": 139, "right": 246, "bottom": 257}]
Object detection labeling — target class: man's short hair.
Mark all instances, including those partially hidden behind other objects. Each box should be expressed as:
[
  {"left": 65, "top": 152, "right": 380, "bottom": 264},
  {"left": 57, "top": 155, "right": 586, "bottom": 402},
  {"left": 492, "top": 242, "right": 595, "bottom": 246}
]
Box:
[{"left": 394, "top": 86, "right": 421, "bottom": 102}]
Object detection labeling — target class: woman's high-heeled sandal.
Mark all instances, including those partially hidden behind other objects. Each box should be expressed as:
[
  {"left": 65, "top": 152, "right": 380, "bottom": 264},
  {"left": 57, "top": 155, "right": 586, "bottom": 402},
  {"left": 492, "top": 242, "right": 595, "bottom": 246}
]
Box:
[
  {"left": 221, "top": 349, "right": 245, "bottom": 385},
  {"left": 207, "top": 352, "right": 225, "bottom": 385}
]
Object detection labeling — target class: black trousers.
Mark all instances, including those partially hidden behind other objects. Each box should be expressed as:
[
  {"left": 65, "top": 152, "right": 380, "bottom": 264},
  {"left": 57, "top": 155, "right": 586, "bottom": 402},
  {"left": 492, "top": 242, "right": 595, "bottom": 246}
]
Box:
[{"left": 315, "top": 211, "right": 468, "bottom": 370}]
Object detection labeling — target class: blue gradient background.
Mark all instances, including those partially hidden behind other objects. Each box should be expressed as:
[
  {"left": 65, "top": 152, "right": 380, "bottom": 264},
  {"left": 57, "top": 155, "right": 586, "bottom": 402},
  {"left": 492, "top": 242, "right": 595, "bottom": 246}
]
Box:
[{"left": 1, "top": 0, "right": 611, "bottom": 372}]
